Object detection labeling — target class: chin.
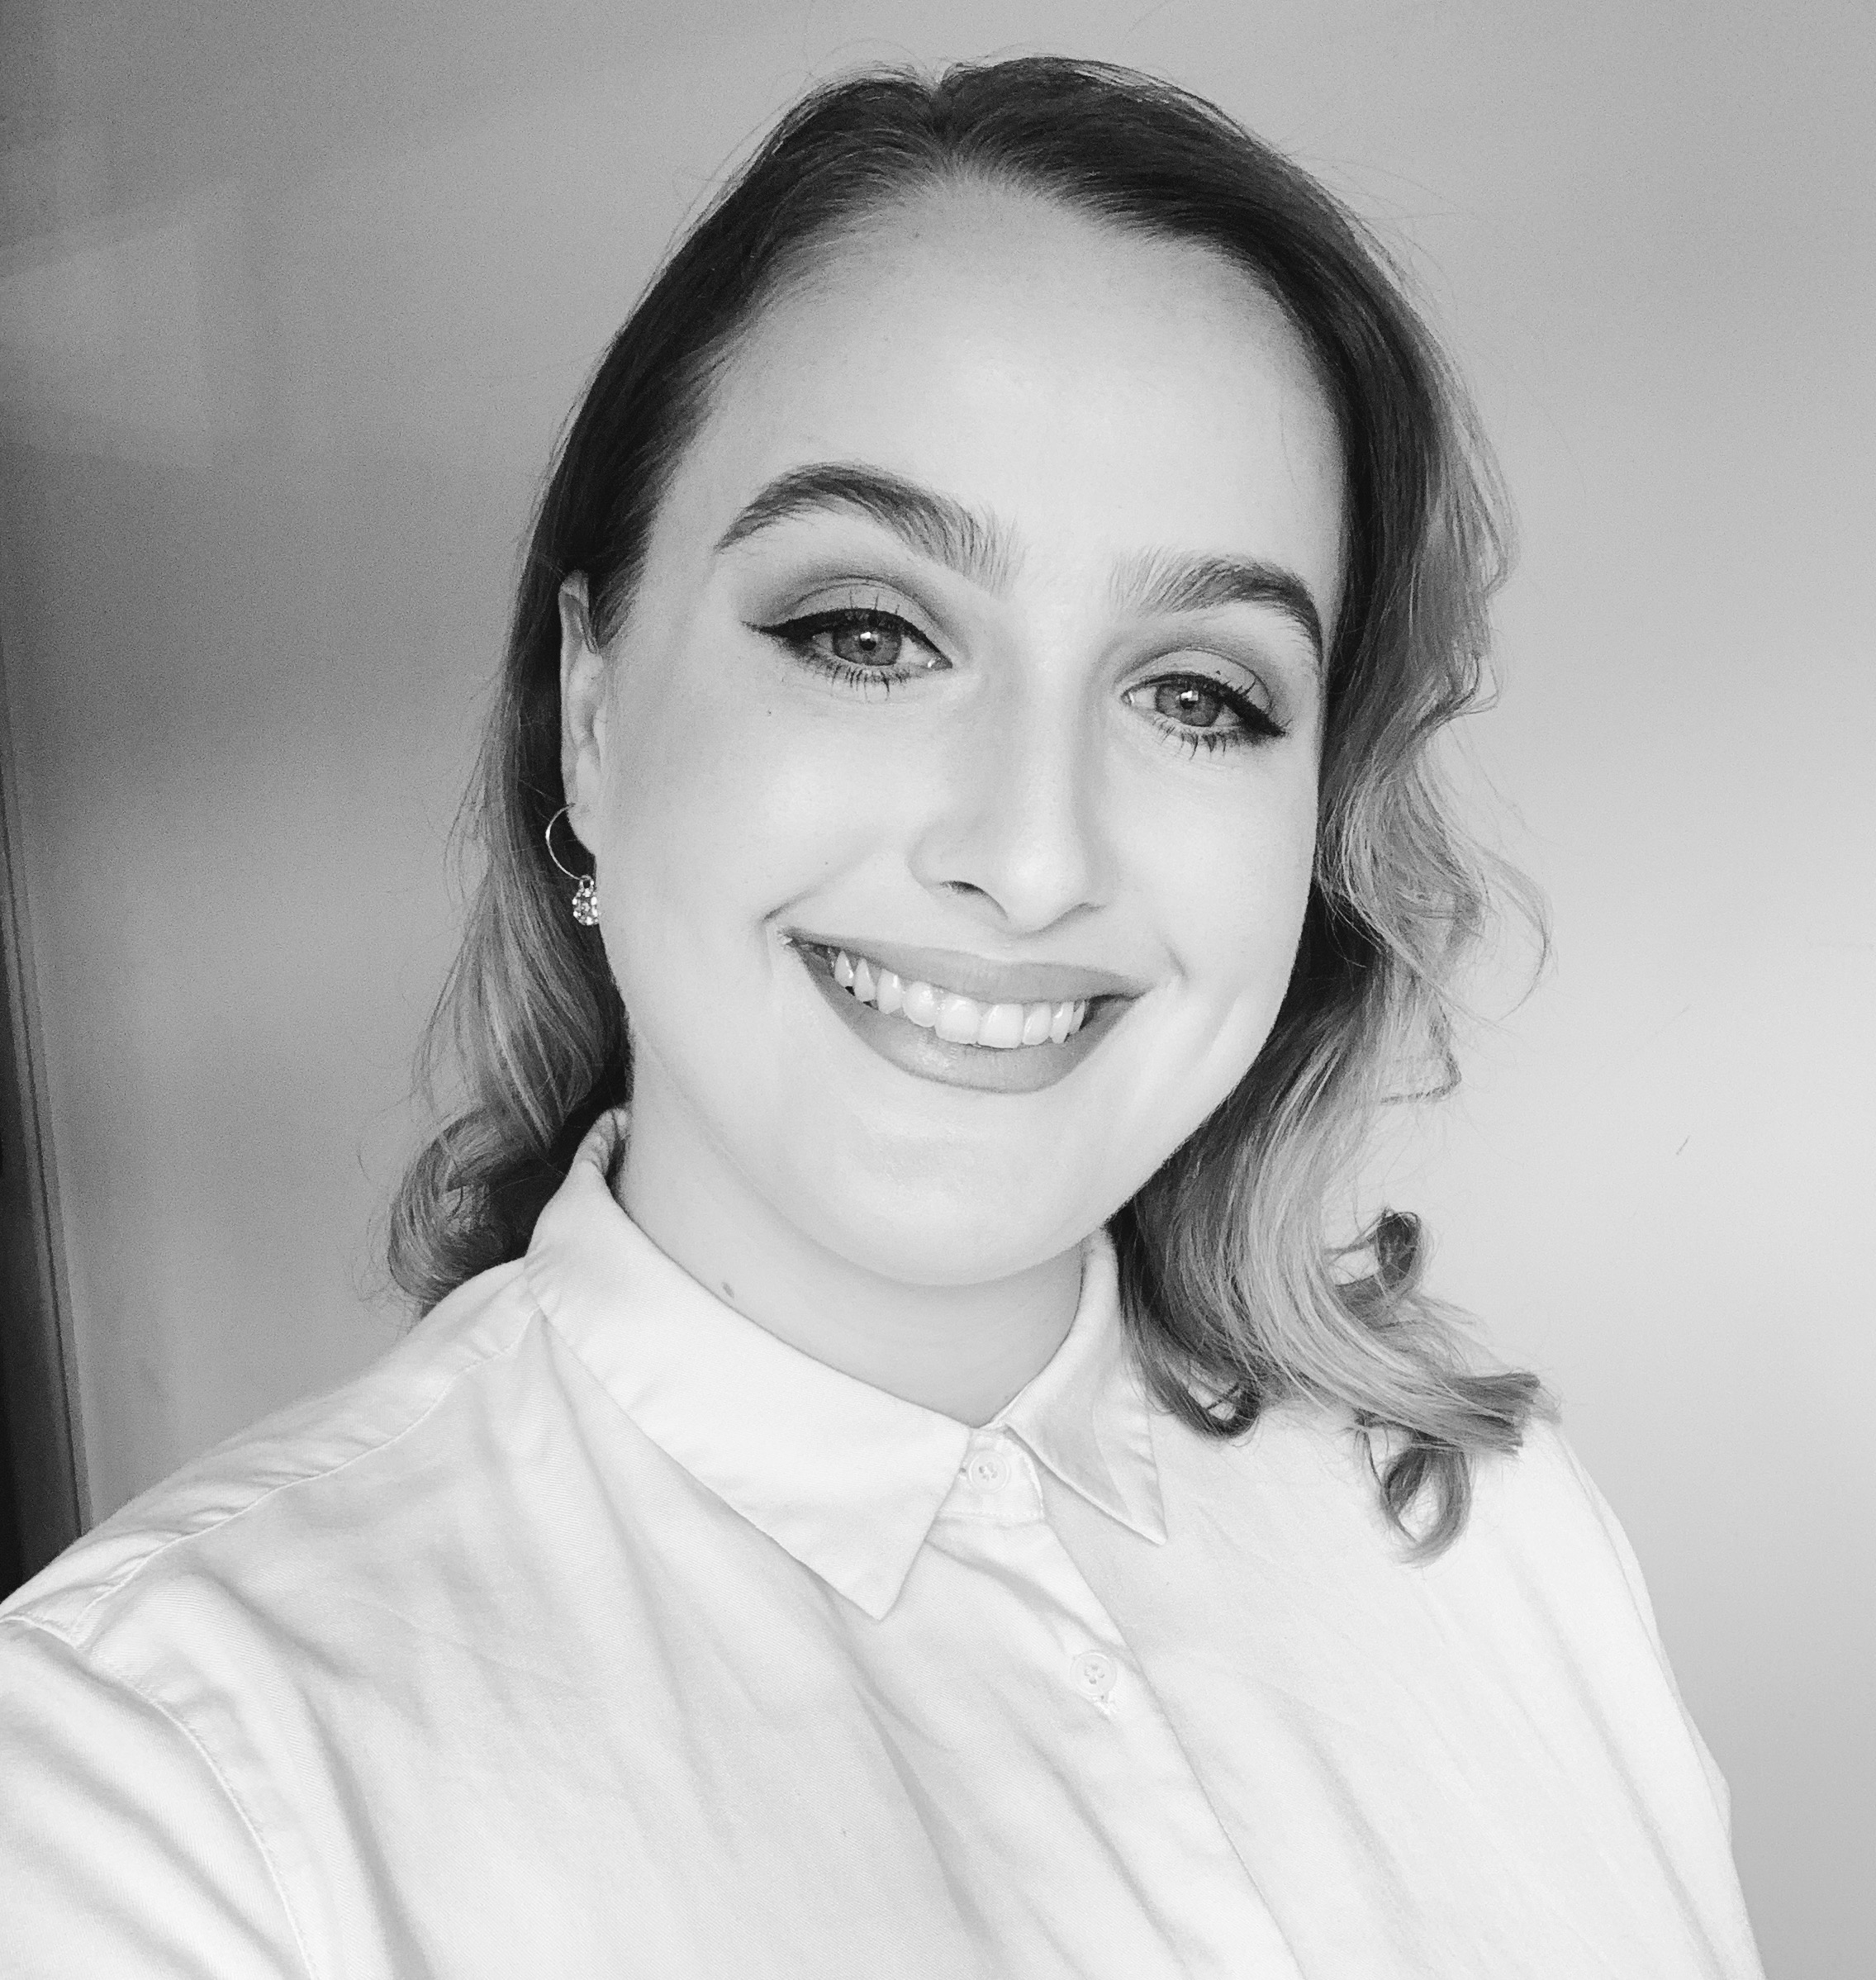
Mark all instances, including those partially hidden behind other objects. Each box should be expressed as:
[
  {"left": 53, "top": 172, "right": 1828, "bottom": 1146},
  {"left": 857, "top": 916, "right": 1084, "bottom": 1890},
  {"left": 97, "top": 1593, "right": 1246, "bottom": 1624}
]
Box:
[{"left": 786, "top": 1153, "right": 1105, "bottom": 1289}]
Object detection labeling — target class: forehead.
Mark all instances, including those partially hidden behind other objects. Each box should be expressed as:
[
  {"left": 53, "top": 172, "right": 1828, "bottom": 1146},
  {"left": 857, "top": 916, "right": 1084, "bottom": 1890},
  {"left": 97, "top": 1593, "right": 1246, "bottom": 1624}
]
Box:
[{"left": 662, "top": 183, "right": 1345, "bottom": 619}]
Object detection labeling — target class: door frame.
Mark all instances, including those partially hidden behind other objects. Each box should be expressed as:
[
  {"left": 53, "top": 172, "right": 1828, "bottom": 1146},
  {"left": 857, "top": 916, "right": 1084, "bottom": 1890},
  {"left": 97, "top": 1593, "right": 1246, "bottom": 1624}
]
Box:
[{"left": 0, "top": 621, "right": 86, "bottom": 1592}]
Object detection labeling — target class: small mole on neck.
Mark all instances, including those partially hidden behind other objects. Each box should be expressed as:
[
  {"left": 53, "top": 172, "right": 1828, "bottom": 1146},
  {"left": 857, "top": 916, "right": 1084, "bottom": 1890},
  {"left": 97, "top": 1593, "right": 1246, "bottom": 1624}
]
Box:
[{"left": 720, "top": 1280, "right": 735, "bottom": 1302}]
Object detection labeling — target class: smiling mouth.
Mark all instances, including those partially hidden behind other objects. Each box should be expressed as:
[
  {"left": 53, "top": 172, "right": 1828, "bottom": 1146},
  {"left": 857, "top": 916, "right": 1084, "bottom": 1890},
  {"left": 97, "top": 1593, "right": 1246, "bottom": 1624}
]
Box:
[{"left": 800, "top": 943, "right": 1095, "bottom": 1050}]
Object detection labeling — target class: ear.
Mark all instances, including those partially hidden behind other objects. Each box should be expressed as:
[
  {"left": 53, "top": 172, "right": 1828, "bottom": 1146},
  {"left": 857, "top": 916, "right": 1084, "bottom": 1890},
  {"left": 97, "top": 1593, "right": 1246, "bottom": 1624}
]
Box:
[{"left": 558, "top": 574, "right": 609, "bottom": 853}]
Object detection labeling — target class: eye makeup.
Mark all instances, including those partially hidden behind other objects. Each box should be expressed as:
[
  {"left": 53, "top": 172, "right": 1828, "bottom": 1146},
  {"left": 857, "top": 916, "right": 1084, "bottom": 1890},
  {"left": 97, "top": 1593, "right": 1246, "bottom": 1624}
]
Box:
[
  {"left": 1122, "top": 670, "right": 1288, "bottom": 753},
  {"left": 750, "top": 584, "right": 1292, "bottom": 754},
  {"left": 740, "top": 523, "right": 1298, "bottom": 762},
  {"left": 753, "top": 598, "right": 951, "bottom": 698}
]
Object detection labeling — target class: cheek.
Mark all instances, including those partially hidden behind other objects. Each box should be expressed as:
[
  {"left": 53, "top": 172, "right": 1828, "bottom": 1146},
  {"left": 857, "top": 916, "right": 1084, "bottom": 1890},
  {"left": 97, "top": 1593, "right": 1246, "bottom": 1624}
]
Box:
[
  {"left": 594, "top": 646, "right": 879, "bottom": 966},
  {"left": 1133, "top": 761, "right": 1318, "bottom": 1040}
]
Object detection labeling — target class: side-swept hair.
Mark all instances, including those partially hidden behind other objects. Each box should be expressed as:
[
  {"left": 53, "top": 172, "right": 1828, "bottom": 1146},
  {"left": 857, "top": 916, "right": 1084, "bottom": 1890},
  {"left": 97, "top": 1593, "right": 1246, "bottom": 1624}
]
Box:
[{"left": 389, "top": 55, "right": 1548, "bottom": 1554}]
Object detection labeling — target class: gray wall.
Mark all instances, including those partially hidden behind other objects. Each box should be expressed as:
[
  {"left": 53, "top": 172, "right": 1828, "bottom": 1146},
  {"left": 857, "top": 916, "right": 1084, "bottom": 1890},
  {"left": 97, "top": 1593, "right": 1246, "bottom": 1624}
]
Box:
[{"left": 2, "top": 2, "right": 1869, "bottom": 1971}]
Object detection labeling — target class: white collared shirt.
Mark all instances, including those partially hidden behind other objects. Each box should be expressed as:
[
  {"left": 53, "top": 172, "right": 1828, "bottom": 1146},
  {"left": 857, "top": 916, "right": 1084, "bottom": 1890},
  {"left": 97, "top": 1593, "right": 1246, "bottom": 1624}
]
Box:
[{"left": 0, "top": 1125, "right": 1762, "bottom": 1978}]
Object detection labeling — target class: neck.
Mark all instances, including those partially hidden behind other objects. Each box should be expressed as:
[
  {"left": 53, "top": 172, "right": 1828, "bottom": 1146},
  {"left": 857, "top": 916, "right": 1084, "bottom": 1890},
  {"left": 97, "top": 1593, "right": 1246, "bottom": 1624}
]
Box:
[{"left": 614, "top": 1067, "right": 1083, "bottom": 1426}]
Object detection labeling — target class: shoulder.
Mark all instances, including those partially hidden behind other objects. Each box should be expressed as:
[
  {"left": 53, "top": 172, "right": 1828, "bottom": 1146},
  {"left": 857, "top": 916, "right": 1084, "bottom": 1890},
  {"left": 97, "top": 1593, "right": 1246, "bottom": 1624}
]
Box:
[
  {"left": 1433, "top": 1415, "right": 1668, "bottom": 1642},
  {"left": 0, "top": 1259, "right": 541, "bottom": 1655},
  {"left": 1241, "top": 1394, "right": 1617, "bottom": 1537},
  {"left": 1221, "top": 1398, "right": 1724, "bottom": 1772},
  {"left": 1467, "top": 1416, "right": 1650, "bottom": 1574},
  {"left": 1211, "top": 1398, "right": 1660, "bottom": 1629}
]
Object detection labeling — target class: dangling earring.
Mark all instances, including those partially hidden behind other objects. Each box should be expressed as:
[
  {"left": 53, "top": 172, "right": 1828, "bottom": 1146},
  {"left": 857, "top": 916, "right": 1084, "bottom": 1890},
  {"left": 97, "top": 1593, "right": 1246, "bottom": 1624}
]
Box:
[{"left": 545, "top": 806, "right": 601, "bottom": 927}]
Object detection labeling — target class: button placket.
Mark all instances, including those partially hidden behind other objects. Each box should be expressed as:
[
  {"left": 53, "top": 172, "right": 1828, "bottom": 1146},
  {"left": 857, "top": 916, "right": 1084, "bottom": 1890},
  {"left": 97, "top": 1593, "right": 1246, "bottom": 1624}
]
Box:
[
  {"left": 938, "top": 1434, "right": 1047, "bottom": 1527},
  {"left": 964, "top": 1448, "right": 1010, "bottom": 1491},
  {"left": 1070, "top": 1649, "right": 1119, "bottom": 1707}
]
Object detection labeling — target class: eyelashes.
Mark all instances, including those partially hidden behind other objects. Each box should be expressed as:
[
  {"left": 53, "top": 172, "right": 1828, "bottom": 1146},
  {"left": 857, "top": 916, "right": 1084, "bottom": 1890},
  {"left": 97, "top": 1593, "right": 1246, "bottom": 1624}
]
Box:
[
  {"left": 758, "top": 605, "right": 947, "bottom": 686},
  {"left": 752, "top": 602, "right": 1289, "bottom": 755},
  {"left": 1122, "top": 675, "right": 1286, "bottom": 752}
]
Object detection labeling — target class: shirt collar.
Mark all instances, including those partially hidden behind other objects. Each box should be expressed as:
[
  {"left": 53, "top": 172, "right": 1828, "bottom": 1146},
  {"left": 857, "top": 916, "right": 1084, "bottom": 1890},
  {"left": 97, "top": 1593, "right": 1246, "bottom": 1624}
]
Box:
[
  {"left": 522, "top": 1111, "right": 1164, "bottom": 1621},
  {"left": 992, "top": 1232, "right": 1166, "bottom": 1551}
]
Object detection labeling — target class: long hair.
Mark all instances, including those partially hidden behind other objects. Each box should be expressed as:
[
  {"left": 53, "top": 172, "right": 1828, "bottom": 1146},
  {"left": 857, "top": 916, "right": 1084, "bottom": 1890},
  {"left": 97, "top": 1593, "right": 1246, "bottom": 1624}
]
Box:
[{"left": 389, "top": 55, "right": 1548, "bottom": 1554}]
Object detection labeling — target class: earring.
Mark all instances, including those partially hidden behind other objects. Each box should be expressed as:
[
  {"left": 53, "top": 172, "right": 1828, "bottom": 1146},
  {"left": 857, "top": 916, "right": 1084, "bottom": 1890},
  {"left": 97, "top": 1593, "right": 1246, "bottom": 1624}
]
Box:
[{"left": 544, "top": 806, "right": 601, "bottom": 928}]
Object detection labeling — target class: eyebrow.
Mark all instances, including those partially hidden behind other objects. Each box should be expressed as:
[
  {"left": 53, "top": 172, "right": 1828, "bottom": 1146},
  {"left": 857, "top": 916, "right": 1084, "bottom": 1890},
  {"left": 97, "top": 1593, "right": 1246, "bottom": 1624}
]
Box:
[
  {"left": 1109, "top": 550, "right": 1325, "bottom": 668},
  {"left": 716, "top": 461, "right": 1325, "bottom": 667},
  {"left": 715, "top": 463, "right": 1015, "bottom": 591}
]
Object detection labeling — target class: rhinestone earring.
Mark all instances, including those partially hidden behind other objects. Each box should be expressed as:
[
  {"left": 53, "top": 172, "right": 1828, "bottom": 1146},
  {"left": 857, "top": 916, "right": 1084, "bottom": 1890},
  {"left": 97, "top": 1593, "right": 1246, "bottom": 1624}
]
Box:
[{"left": 544, "top": 806, "right": 601, "bottom": 927}]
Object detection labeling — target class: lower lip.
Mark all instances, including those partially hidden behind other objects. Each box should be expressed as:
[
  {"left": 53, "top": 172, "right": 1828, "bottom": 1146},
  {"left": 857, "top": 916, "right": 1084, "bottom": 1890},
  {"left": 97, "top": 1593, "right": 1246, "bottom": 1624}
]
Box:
[{"left": 790, "top": 943, "right": 1125, "bottom": 1094}]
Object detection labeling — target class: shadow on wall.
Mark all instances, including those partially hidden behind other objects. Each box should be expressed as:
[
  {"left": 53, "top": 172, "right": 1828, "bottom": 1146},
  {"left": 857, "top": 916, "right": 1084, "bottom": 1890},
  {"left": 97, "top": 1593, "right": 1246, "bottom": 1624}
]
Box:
[{"left": 0, "top": 420, "right": 505, "bottom": 1508}]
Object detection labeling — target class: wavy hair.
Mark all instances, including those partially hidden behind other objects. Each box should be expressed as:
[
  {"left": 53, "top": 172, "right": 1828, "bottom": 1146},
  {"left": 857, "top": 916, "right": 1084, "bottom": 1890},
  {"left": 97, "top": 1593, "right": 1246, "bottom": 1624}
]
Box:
[{"left": 389, "top": 55, "right": 1549, "bottom": 1555}]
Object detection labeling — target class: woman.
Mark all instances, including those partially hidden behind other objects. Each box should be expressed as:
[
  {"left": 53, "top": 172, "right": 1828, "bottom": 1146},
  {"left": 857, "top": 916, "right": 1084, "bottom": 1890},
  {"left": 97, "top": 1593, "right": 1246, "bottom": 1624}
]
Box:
[{"left": 0, "top": 56, "right": 1761, "bottom": 1978}]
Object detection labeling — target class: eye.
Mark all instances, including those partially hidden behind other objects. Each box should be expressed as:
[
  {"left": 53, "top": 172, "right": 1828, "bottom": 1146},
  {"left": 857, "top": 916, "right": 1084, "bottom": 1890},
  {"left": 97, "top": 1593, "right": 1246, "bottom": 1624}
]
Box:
[
  {"left": 809, "top": 610, "right": 918, "bottom": 671},
  {"left": 1124, "top": 670, "right": 1286, "bottom": 752},
  {"left": 1154, "top": 680, "right": 1230, "bottom": 729},
  {"left": 755, "top": 604, "right": 950, "bottom": 688}
]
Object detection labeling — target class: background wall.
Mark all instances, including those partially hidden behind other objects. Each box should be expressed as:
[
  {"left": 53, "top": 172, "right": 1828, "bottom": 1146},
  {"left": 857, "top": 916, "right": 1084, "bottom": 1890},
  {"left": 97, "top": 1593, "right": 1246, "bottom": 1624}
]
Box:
[{"left": 1, "top": 0, "right": 1869, "bottom": 1968}]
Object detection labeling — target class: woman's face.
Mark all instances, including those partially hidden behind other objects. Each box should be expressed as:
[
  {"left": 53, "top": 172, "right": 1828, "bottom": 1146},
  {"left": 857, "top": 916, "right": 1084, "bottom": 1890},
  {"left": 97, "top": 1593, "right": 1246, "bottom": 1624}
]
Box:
[{"left": 563, "top": 185, "right": 1343, "bottom": 1286}]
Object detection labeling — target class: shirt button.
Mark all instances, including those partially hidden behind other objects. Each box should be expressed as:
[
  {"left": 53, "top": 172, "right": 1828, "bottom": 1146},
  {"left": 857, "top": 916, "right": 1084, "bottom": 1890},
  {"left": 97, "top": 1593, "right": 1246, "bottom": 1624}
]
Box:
[
  {"left": 1071, "top": 1651, "right": 1118, "bottom": 1702},
  {"left": 965, "top": 1449, "right": 1010, "bottom": 1490}
]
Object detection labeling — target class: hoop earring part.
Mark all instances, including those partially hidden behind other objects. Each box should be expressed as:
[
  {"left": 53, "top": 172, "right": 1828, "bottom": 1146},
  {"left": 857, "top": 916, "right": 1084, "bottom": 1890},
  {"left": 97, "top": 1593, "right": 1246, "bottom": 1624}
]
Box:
[{"left": 544, "top": 806, "right": 602, "bottom": 928}]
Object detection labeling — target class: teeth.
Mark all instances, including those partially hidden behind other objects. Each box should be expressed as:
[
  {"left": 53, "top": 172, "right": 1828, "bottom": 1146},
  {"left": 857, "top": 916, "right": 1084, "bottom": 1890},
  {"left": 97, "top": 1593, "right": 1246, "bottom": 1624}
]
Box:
[
  {"left": 822, "top": 947, "right": 1096, "bottom": 1050},
  {"left": 977, "top": 1003, "right": 1026, "bottom": 1049},
  {"left": 900, "top": 979, "right": 941, "bottom": 1028},
  {"left": 934, "top": 993, "right": 981, "bottom": 1044}
]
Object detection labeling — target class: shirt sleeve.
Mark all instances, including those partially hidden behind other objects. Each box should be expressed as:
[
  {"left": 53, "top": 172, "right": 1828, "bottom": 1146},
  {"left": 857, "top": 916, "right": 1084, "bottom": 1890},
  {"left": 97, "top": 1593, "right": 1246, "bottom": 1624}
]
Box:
[
  {"left": 0, "top": 1616, "right": 311, "bottom": 1979},
  {"left": 1498, "top": 1426, "right": 1768, "bottom": 1978},
  {"left": 1554, "top": 1434, "right": 1741, "bottom": 1836}
]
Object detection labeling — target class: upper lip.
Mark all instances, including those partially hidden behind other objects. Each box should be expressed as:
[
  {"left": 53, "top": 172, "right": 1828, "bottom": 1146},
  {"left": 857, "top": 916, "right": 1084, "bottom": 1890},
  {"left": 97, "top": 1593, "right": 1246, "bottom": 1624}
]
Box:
[{"left": 788, "top": 931, "right": 1147, "bottom": 1006}]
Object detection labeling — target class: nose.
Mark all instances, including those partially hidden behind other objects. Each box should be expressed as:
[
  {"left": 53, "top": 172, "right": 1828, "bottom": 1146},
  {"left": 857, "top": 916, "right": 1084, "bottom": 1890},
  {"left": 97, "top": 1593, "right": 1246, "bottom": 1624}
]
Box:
[{"left": 905, "top": 663, "right": 1107, "bottom": 933}]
